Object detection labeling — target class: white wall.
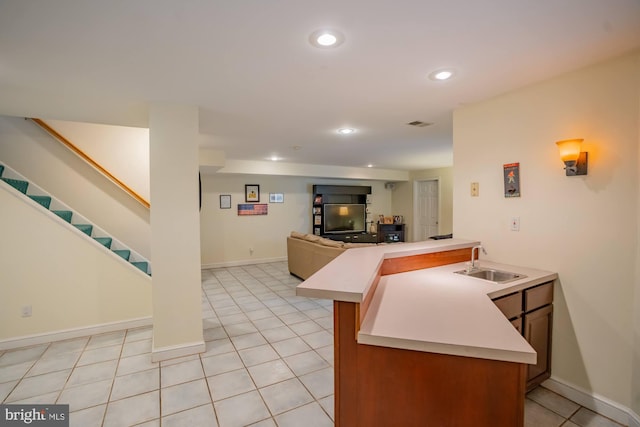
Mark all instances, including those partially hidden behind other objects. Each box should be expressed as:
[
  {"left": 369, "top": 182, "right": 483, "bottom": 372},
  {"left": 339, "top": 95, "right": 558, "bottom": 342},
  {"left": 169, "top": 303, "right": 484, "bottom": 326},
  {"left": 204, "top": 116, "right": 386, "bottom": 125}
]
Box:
[
  {"left": 0, "top": 116, "right": 151, "bottom": 259},
  {"left": 149, "top": 104, "right": 203, "bottom": 358},
  {"left": 393, "top": 167, "right": 454, "bottom": 241},
  {"left": 0, "top": 185, "right": 151, "bottom": 342},
  {"left": 200, "top": 174, "right": 392, "bottom": 267},
  {"left": 633, "top": 71, "right": 640, "bottom": 421},
  {"left": 45, "top": 119, "right": 150, "bottom": 202},
  {"left": 453, "top": 52, "right": 639, "bottom": 409}
]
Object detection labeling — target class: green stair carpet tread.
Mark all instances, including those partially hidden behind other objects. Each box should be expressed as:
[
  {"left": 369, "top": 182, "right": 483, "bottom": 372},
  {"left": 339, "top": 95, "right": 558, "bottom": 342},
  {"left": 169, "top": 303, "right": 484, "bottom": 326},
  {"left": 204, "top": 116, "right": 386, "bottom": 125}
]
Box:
[
  {"left": 52, "top": 210, "right": 73, "bottom": 223},
  {"left": 74, "top": 224, "right": 93, "bottom": 236},
  {"left": 28, "top": 195, "right": 52, "bottom": 209},
  {"left": 0, "top": 165, "right": 4, "bottom": 177},
  {"left": 113, "top": 249, "right": 131, "bottom": 261},
  {"left": 131, "top": 261, "right": 148, "bottom": 274},
  {"left": 1, "top": 178, "right": 29, "bottom": 194},
  {"left": 94, "top": 237, "right": 113, "bottom": 248}
]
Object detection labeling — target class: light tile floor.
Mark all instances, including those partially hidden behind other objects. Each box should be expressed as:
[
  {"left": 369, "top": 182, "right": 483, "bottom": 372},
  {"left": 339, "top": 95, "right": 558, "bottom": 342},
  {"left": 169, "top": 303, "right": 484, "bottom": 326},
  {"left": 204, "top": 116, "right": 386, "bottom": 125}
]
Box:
[{"left": 0, "top": 262, "right": 627, "bottom": 427}]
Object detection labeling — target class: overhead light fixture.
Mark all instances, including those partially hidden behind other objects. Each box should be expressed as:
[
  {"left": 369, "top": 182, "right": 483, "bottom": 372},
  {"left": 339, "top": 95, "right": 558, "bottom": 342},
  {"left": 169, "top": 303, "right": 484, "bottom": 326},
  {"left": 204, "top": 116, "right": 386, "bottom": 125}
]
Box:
[
  {"left": 428, "top": 68, "right": 456, "bottom": 81},
  {"left": 309, "top": 29, "right": 344, "bottom": 48},
  {"left": 337, "top": 128, "right": 355, "bottom": 135},
  {"left": 270, "top": 156, "right": 280, "bottom": 161},
  {"left": 367, "top": 164, "right": 373, "bottom": 168},
  {"left": 556, "top": 138, "right": 588, "bottom": 176}
]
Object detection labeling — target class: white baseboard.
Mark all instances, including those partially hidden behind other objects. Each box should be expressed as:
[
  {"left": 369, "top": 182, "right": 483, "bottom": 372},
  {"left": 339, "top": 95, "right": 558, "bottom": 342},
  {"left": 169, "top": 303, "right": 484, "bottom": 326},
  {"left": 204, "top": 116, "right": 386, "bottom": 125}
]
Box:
[
  {"left": 0, "top": 316, "right": 153, "bottom": 350},
  {"left": 201, "top": 256, "right": 287, "bottom": 270},
  {"left": 543, "top": 377, "right": 639, "bottom": 426},
  {"left": 151, "top": 340, "right": 206, "bottom": 362}
]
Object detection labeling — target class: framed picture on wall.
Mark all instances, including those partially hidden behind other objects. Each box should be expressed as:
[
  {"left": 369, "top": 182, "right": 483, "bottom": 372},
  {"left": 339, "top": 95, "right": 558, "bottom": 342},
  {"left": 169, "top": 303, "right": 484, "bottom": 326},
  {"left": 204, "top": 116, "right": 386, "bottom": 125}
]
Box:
[
  {"left": 219, "top": 194, "right": 231, "bottom": 209},
  {"left": 245, "top": 185, "right": 260, "bottom": 202},
  {"left": 269, "top": 193, "right": 284, "bottom": 203},
  {"left": 503, "top": 163, "right": 521, "bottom": 197}
]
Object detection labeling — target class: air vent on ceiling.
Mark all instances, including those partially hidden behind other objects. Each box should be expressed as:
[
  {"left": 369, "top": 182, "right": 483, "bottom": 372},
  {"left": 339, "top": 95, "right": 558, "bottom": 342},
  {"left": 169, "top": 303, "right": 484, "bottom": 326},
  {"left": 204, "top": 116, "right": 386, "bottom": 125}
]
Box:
[{"left": 407, "top": 121, "right": 433, "bottom": 127}]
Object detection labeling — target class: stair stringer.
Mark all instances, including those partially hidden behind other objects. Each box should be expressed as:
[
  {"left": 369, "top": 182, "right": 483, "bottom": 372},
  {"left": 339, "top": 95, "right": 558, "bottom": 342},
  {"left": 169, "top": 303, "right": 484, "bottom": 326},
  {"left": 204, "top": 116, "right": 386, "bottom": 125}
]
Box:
[{"left": 0, "top": 162, "right": 152, "bottom": 275}]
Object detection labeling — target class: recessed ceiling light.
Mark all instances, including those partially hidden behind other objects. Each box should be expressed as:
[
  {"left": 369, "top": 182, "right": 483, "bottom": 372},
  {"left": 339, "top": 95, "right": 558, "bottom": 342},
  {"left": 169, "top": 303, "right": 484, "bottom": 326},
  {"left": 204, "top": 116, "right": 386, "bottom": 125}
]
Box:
[
  {"left": 270, "top": 156, "right": 280, "bottom": 161},
  {"left": 367, "top": 164, "right": 373, "bottom": 168},
  {"left": 309, "top": 29, "right": 344, "bottom": 48},
  {"left": 337, "top": 128, "right": 355, "bottom": 135},
  {"left": 429, "top": 69, "right": 456, "bottom": 81}
]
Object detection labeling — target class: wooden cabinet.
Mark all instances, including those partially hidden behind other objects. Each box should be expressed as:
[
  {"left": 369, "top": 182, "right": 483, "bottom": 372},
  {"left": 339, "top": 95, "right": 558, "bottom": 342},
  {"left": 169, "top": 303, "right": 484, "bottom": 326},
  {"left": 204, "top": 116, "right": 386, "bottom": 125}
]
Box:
[
  {"left": 524, "top": 304, "right": 553, "bottom": 384},
  {"left": 492, "top": 281, "right": 553, "bottom": 391},
  {"left": 377, "top": 223, "right": 405, "bottom": 243},
  {"left": 333, "top": 248, "right": 528, "bottom": 427},
  {"left": 312, "top": 185, "right": 372, "bottom": 238}
]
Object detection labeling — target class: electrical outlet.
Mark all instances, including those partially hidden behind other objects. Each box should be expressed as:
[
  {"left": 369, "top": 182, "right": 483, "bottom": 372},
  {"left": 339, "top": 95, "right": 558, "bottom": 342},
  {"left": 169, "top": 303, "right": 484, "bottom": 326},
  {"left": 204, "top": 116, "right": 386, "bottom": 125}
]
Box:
[
  {"left": 21, "top": 305, "right": 32, "bottom": 317},
  {"left": 511, "top": 217, "right": 520, "bottom": 231},
  {"left": 470, "top": 182, "right": 479, "bottom": 197},
  {"left": 249, "top": 247, "right": 254, "bottom": 255}
]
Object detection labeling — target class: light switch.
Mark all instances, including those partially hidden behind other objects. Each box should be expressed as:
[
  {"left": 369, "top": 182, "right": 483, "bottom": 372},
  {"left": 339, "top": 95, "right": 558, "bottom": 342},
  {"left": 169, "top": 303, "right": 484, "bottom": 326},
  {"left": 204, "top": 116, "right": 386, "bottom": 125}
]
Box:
[
  {"left": 511, "top": 217, "right": 520, "bottom": 231},
  {"left": 470, "top": 182, "right": 479, "bottom": 197}
]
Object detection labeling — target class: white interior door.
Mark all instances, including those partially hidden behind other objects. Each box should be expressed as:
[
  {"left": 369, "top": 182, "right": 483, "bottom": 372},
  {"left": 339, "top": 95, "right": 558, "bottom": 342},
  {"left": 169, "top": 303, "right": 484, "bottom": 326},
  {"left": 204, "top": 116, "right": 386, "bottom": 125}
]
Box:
[{"left": 414, "top": 180, "right": 439, "bottom": 241}]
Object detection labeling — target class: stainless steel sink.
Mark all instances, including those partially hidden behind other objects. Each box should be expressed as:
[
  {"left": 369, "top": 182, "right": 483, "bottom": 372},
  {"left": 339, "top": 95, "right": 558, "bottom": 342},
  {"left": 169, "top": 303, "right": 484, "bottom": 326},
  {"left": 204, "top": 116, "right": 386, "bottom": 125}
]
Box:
[{"left": 454, "top": 268, "right": 526, "bottom": 284}]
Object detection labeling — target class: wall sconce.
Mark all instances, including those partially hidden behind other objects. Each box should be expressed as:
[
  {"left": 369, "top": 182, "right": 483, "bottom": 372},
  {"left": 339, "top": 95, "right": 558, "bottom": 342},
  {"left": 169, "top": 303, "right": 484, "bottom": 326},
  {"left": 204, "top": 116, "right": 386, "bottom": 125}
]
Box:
[{"left": 556, "top": 138, "right": 588, "bottom": 176}]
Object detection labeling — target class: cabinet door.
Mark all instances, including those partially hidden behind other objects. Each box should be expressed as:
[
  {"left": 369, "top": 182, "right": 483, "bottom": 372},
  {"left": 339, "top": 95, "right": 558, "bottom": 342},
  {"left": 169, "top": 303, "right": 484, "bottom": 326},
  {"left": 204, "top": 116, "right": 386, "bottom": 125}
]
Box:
[{"left": 524, "top": 304, "right": 553, "bottom": 388}]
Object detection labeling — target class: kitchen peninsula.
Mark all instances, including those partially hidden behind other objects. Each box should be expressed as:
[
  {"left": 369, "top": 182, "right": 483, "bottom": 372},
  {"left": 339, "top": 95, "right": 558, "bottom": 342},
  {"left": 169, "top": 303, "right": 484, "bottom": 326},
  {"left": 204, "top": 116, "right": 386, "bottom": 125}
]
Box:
[{"left": 296, "top": 239, "right": 558, "bottom": 427}]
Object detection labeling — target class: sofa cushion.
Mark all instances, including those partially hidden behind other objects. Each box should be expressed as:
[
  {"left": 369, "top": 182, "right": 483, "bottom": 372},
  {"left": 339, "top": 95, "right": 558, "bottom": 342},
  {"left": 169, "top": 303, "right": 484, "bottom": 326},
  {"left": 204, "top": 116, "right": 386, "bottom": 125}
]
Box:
[
  {"left": 290, "top": 231, "right": 307, "bottom": 239},
  {"left": 318, "top": 237, "right": 344, "bottom": 248},
  {"left": 302, "top": 233, "right": 321, "bottom": 242}
]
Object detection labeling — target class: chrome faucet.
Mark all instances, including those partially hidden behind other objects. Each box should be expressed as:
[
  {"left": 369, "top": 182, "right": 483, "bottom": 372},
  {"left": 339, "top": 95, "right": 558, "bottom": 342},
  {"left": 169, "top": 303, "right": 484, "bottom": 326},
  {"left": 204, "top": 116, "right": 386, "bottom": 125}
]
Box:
[{"left": 467, "top": 245, "right": 487, "bottom": 272}]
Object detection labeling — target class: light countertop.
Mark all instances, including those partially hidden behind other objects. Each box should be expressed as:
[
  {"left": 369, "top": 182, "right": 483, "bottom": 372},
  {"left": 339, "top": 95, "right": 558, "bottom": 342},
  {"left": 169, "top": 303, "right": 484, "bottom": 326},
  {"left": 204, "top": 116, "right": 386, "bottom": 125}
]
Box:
[
  {"left": 296, "top": 238, "right": 482, "bottom": 302},
  {"left": 295, "top": 239, "right": 558, "bottom": 364}
]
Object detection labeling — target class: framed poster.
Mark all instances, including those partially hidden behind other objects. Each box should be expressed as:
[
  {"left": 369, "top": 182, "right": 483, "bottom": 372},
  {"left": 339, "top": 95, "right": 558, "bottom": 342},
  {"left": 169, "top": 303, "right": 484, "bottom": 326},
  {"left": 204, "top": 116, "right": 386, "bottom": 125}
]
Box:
[
  {"left": 503, "top": 163, "right": 521, "bottom": 197},
  {"left": 269, "top": 193, "right": 284, "bottom": 203},
  {"left": 219, "top": 194, "right": 231, "bottom": 209},
  {"left": 245, "top": 184, "right": 260, "bottom": 202}
]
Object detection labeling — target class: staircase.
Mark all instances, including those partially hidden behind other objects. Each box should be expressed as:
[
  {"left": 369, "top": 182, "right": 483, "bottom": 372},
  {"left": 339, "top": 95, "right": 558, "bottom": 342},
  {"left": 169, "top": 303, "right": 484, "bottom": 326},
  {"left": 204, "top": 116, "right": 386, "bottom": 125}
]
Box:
[{"left": 0, "top": 162, "right": 151, "bottom": 275}]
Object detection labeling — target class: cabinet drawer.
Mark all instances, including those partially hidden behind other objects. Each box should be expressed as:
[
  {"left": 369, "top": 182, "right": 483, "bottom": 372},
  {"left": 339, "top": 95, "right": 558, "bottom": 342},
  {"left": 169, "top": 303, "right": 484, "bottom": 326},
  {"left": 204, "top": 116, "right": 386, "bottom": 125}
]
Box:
[
  {"left": 525, "top": 282, "right": 553, "bottom": 312},
  {"left": 493, "top": 292, "right": 522, "bottom": 319}
]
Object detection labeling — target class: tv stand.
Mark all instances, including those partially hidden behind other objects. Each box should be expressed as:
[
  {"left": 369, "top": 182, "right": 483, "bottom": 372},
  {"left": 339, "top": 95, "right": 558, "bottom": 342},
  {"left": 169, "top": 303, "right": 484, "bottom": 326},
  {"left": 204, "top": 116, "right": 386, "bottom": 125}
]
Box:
[
  {"left": 377, "top": 223, "right": 405, "bottom": 243},
  {"left": 327, "top": 233, "right": 378, "bottom": 244}
]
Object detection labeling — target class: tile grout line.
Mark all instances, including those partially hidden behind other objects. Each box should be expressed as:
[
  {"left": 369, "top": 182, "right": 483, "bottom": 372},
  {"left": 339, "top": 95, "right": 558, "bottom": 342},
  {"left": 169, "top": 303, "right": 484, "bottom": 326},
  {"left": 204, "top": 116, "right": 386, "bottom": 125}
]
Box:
[
  {"left": 204, "top": 263, "right": 333, "bottom": 425},
  {"left": 245, "top": 264, "right": 333, "bottom": 424},
  {"left": 210, "top": 265, "right": 309, "bottom": 425}
]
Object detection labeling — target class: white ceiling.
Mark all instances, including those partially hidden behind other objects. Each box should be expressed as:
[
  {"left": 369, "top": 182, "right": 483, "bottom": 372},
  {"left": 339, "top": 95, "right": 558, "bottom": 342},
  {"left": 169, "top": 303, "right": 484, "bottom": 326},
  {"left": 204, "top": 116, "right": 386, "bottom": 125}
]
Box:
[{"left": 1, "top": 0, "right": 639, "bottom": 171}]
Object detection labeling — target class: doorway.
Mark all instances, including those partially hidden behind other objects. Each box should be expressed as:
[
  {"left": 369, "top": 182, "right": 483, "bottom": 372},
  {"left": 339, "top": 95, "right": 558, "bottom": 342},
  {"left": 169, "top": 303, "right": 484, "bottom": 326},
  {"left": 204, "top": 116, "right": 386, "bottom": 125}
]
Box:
[{"left": 413, "top": 179, "right": 439, "bottom": 241}]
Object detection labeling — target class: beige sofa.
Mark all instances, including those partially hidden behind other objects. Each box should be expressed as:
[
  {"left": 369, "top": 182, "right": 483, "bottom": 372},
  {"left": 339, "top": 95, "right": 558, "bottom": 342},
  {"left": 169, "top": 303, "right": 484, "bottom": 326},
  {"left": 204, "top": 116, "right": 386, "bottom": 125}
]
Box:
[{"left": 287, "top": 231, "right": 375, "bottom": 280}]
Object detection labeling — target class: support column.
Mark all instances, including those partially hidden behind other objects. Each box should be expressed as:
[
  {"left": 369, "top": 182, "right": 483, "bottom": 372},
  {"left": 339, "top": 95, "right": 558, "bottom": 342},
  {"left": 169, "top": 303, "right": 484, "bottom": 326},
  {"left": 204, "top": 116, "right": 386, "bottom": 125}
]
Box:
[{"left": 149, "top": 104, "right": 204, "bottom": 361}]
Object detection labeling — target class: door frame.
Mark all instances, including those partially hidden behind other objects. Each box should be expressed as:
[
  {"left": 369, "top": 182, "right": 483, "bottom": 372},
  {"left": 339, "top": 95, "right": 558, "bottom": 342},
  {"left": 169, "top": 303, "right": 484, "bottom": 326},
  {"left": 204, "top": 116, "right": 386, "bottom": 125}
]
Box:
[{"left": 413, "top": 178, "right": 440, "bottom": 242}]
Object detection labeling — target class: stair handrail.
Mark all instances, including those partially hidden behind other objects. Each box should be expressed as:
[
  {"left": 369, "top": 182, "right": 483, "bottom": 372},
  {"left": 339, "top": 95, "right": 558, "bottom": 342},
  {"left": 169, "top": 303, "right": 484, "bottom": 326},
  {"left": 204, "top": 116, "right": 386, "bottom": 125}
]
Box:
[{"left": 28, "top": 118, "right": 150, "bottom": 209}]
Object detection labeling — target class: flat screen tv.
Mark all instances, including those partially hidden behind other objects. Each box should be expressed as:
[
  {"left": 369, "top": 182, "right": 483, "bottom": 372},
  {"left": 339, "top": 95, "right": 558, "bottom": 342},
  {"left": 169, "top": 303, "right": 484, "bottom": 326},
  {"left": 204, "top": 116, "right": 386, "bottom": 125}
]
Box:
[{"left": 323, "top": 204, "right": 366, "bottom": 234}]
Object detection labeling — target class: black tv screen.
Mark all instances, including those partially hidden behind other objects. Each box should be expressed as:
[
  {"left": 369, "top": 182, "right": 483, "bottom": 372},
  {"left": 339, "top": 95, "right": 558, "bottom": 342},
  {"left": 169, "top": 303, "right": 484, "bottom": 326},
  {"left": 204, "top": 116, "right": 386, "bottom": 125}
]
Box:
[{"left": 323, "top": 204, "right": 366, "bottom": 234}]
